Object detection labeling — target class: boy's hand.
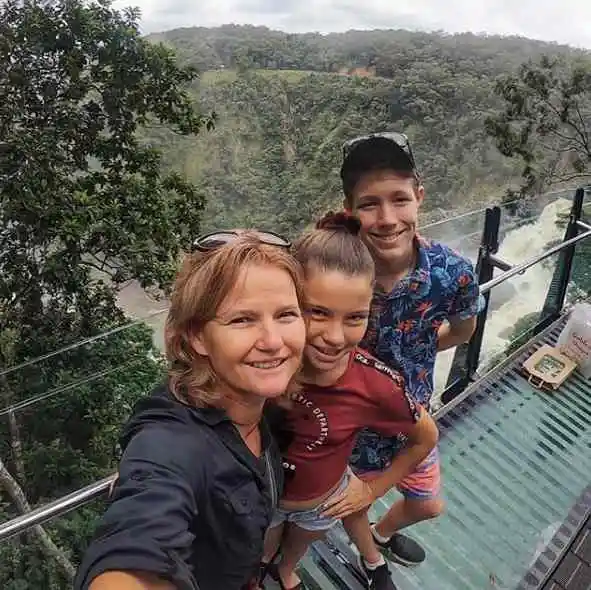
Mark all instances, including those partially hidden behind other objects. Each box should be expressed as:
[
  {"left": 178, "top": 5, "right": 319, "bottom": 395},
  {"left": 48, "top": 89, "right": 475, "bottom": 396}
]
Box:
[
  {"left": 437, "top": 316, "right": 477, "bottom": 351},
  {"left": 321, "top": 473, "right": 376, "bottom": 519}
]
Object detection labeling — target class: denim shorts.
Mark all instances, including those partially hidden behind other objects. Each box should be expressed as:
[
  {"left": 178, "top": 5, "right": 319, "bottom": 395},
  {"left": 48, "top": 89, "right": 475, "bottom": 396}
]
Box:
[{"left": 270, "top": 470, "right": 350, "bottom": 532}]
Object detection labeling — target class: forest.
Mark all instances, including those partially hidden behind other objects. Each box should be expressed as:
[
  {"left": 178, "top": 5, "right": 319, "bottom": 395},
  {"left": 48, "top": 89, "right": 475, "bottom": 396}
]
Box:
[
  {"left": 143, "top": 24, "right": 591, "bottom": 235},
  {"left": 0, "top": 2, "right": 590, "bottom": 588}
]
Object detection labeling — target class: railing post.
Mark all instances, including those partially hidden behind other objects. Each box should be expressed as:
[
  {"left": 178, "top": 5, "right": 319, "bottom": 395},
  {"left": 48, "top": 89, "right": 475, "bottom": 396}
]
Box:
[
  {"left": 539, "top": 186, "right": 587, "bottom": 328},
  {"left": 442, "top": 207, "right": 500, "bottom": 404}
]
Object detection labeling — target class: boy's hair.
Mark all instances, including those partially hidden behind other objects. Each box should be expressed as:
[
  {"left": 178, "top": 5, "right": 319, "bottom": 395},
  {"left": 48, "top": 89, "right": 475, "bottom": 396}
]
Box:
[
  {"left": 340, "top": 134, "right": 421, "bottom": 204},
  {"left": 292, "top": 211, "right": 375, "bottom": 279}
]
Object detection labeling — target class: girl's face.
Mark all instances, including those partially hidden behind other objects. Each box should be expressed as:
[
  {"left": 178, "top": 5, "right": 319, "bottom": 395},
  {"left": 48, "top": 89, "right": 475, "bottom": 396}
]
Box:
[
  {"left": 302, "top": 266, "right": 373, "bottom": 384},
  {"left": 193, "top": 263, "right": 306, "bottom": 402}
]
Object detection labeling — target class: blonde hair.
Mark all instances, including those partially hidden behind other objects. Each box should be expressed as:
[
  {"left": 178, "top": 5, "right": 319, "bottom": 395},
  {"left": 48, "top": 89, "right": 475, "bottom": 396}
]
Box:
[{"left": 165, "top": 233, "right": 304, "bottom": 407}]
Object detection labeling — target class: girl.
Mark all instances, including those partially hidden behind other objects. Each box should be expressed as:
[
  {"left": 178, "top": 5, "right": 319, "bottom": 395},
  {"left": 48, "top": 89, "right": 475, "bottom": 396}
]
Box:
[
  {"left": 74, "top": 230, "right": 307, "bottom": 590},
  {"left": 263, "top": 213, "right": 438, "bottom": 590}
]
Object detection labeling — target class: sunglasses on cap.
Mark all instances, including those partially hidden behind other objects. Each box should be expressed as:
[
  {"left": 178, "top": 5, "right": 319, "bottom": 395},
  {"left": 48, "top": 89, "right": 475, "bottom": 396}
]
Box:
[
  {"left": 191, "top": 230, "right": 291, "bottom": 252},
  {"left": 342, "top": 131, "right": 417, "bottom": 171}
]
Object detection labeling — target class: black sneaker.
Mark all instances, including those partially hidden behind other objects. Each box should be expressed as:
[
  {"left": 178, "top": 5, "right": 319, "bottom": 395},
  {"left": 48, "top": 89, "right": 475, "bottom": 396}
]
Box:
[
  {"left": 357, "top": 556, "right": 398, "bottom": 590},
  {"left": 371, "top": 528, "right": 426, "bottom": 566}
]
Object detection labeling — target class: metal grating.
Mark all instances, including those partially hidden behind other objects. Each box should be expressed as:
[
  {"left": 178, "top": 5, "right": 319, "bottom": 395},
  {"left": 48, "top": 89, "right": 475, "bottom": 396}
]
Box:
[
  {"left": 311, "top": 313, "right": 591, "bottom": 590},
  {"left": 521, "top": 486, "right": 591, "bottom": 590}
]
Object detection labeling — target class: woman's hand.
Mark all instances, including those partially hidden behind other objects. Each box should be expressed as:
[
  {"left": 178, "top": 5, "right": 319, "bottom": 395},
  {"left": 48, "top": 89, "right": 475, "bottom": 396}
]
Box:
[{"left": 320, "top": 473, "right": 376, "bottom": 519}]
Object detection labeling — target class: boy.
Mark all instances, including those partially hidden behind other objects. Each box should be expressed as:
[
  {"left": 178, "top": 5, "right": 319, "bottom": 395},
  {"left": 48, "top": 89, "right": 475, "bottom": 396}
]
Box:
[{"left": 340, "top": 132, "right": 484, "bottom": 566}]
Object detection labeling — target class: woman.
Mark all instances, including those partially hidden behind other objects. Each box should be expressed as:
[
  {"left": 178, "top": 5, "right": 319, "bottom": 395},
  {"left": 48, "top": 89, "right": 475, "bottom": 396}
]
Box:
[
  {"left": 74, "top": 230, "right": 307, "bottom": 590},
  {"left": 262, "top": 214, "right": 439, "bottom": 590}
]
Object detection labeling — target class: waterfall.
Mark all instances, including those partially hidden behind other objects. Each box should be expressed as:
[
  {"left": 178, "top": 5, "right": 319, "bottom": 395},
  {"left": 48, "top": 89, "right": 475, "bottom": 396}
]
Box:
[{"left": 432, "top": 198, "right": 571, "bottom": 404}]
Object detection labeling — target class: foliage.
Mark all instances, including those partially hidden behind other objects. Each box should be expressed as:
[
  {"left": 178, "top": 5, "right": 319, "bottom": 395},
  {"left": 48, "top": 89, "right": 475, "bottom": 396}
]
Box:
[
  {"left": 0, "top": 0, "right": 210, "bottom": 586},
  {"left": 505, "top": 312, "right": 542, "bottom": 355},
  {"left": 0, "top": 322, "right": 166, "bottom": 589},
  {"left": 136, "top": 26, "right": 591, "bottom": 235},
  {"left": 485, "top": 55, "right": 591, "bottom": 196},
  {"left": 147, "top": 24, "right": 582, "bottom": 77},
  {"left": 146, "top": 66, "right": 524, "bottom": 237},
  {"left": 142, "top": 26, "right": 590, "bottom": 233}
]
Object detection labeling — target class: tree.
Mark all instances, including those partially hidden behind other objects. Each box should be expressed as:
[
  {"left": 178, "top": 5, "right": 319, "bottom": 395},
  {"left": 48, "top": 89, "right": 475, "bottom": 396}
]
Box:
[
  {"left": 485, "top": 55, "right": 591, "bottom": 196},
  {"left": 505, "top": 311, "right": 541, "bottom": 355},
  {"left": 0, "top": 322, "right": 167, "bottom": 589},
  {"left": 0, "top": 0, "right": 212, "bottom": 586}
]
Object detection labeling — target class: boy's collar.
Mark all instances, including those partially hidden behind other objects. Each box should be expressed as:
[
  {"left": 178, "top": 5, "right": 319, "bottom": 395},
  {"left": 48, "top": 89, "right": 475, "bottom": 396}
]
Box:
[
  {"left": 377, "top": 235, "right": 431, "bottom": 297},
  {"left": 413, "top": 234, "right": 432, "bottom": 284}
]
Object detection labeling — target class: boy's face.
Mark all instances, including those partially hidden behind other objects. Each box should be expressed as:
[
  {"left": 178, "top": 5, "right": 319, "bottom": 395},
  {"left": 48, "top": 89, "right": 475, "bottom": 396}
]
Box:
[{"left": 346, "top": 169, "right": 424, "bottom": 270}]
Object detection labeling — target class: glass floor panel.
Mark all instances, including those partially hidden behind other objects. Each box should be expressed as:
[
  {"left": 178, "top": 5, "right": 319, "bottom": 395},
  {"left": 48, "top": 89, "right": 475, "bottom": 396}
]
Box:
[{"left": 310, "top": 318, "right": 591, "bottom": 590}]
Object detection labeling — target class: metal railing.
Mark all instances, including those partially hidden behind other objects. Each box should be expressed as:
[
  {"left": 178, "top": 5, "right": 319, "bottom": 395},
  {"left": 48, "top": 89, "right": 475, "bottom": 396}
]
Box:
[
  {"left": 479, "top": 218, "right": 591, "bottom": 295},
  {"left": 443, "top": 185, "right": 591, "bottom": 402},
  {"left": 0, "top": 476, "right": 113, "bottom": 542},
  {"left": 1, "top": 186, "right": 590, "bottom": 564}
]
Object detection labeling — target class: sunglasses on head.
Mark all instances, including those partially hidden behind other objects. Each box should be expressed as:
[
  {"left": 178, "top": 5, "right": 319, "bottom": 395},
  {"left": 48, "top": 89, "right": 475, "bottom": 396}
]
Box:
[
  {"left": 342, "top": 131, "right": 417, "bottom": 169},
  {"left": 191, "top": 230, "right": 291, "bottom": 252}
]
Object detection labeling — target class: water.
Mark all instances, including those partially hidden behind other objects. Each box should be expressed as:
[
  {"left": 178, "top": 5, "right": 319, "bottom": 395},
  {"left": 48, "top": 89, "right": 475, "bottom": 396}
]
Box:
[{"left": 431, "top": 198, "right": 571, "bottom": 404}]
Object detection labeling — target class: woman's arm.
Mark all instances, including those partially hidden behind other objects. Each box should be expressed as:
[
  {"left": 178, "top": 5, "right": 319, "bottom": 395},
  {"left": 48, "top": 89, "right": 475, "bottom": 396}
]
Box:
[{"left": 74, "top": 427, "right": 203, "bottom": 590}]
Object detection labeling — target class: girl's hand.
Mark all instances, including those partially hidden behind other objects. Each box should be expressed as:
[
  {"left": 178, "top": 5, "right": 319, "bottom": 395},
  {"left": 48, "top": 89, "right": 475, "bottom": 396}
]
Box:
[{"left": 321, "top": 473, "right": 376, "bottom": 519}]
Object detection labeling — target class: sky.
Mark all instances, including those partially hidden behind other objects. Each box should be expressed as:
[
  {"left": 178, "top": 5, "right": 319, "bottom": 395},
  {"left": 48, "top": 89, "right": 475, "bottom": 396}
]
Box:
[{"left": 111, "top": 0, "right": 591, "bottom": 49}]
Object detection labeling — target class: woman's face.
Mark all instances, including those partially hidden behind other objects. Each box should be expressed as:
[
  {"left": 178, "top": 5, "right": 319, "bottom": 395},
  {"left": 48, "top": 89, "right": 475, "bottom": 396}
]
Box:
[{"left": 193, "top": 263, "right": 306, "bottom": 402}]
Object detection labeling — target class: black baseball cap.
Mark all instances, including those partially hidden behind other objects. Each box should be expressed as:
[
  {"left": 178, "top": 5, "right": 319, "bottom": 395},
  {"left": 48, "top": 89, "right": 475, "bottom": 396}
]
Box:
[{"left": 340, "top": 132, "right": 419, "bottom": 196}]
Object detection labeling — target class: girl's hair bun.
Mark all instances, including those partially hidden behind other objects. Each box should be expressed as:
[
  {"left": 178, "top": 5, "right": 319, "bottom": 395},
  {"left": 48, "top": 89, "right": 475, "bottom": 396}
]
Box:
[{"left": 315, "top": 210, "right": 362, "bottom": 236}]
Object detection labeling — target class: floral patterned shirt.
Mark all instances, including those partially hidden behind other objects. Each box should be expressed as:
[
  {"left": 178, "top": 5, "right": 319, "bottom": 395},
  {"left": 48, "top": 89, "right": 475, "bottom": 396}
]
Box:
[{"left": 360, "top": 237, "right": 484, "bottom": 406}]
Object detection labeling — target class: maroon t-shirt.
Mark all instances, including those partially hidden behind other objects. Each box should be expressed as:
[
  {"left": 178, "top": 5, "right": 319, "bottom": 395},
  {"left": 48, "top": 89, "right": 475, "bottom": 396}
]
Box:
[{"left": 281, "top": 348, "right": 420, "bottom": 502}]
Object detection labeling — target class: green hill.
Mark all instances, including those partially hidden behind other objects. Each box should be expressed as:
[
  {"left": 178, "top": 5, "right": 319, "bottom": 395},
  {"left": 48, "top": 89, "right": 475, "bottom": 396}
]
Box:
[{"left": 141, "top": 26, "right": 591, "bottom": 236}]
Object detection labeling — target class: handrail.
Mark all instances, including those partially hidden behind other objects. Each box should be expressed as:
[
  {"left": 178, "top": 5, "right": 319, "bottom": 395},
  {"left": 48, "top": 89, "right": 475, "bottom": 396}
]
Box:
[
  {"left": 0, "top": 476, "right": 114, "bottom": 543},
  {"left": 0, "top": 299, "right": 583, "bottom": 543},
  {"left": 0, "top": 307, "right": 582, "bottom": 543},
  {"left": 0, "top": 262, "right": 581, "bottom": 544},
  {"left": 479, "top": 226, "right": 591, "bottom": 294}
]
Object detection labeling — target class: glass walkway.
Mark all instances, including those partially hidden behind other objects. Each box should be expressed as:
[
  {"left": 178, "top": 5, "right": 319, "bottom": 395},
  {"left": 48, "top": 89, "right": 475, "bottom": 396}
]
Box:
[{"left": 298, "top": 313, "right": 591, "bottom": 590}]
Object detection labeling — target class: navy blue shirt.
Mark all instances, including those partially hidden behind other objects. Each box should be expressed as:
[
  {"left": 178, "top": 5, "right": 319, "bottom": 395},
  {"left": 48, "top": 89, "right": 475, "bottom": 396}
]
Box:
[{"left": 74, "top": 386, "right": 283, "bottom": 590}]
